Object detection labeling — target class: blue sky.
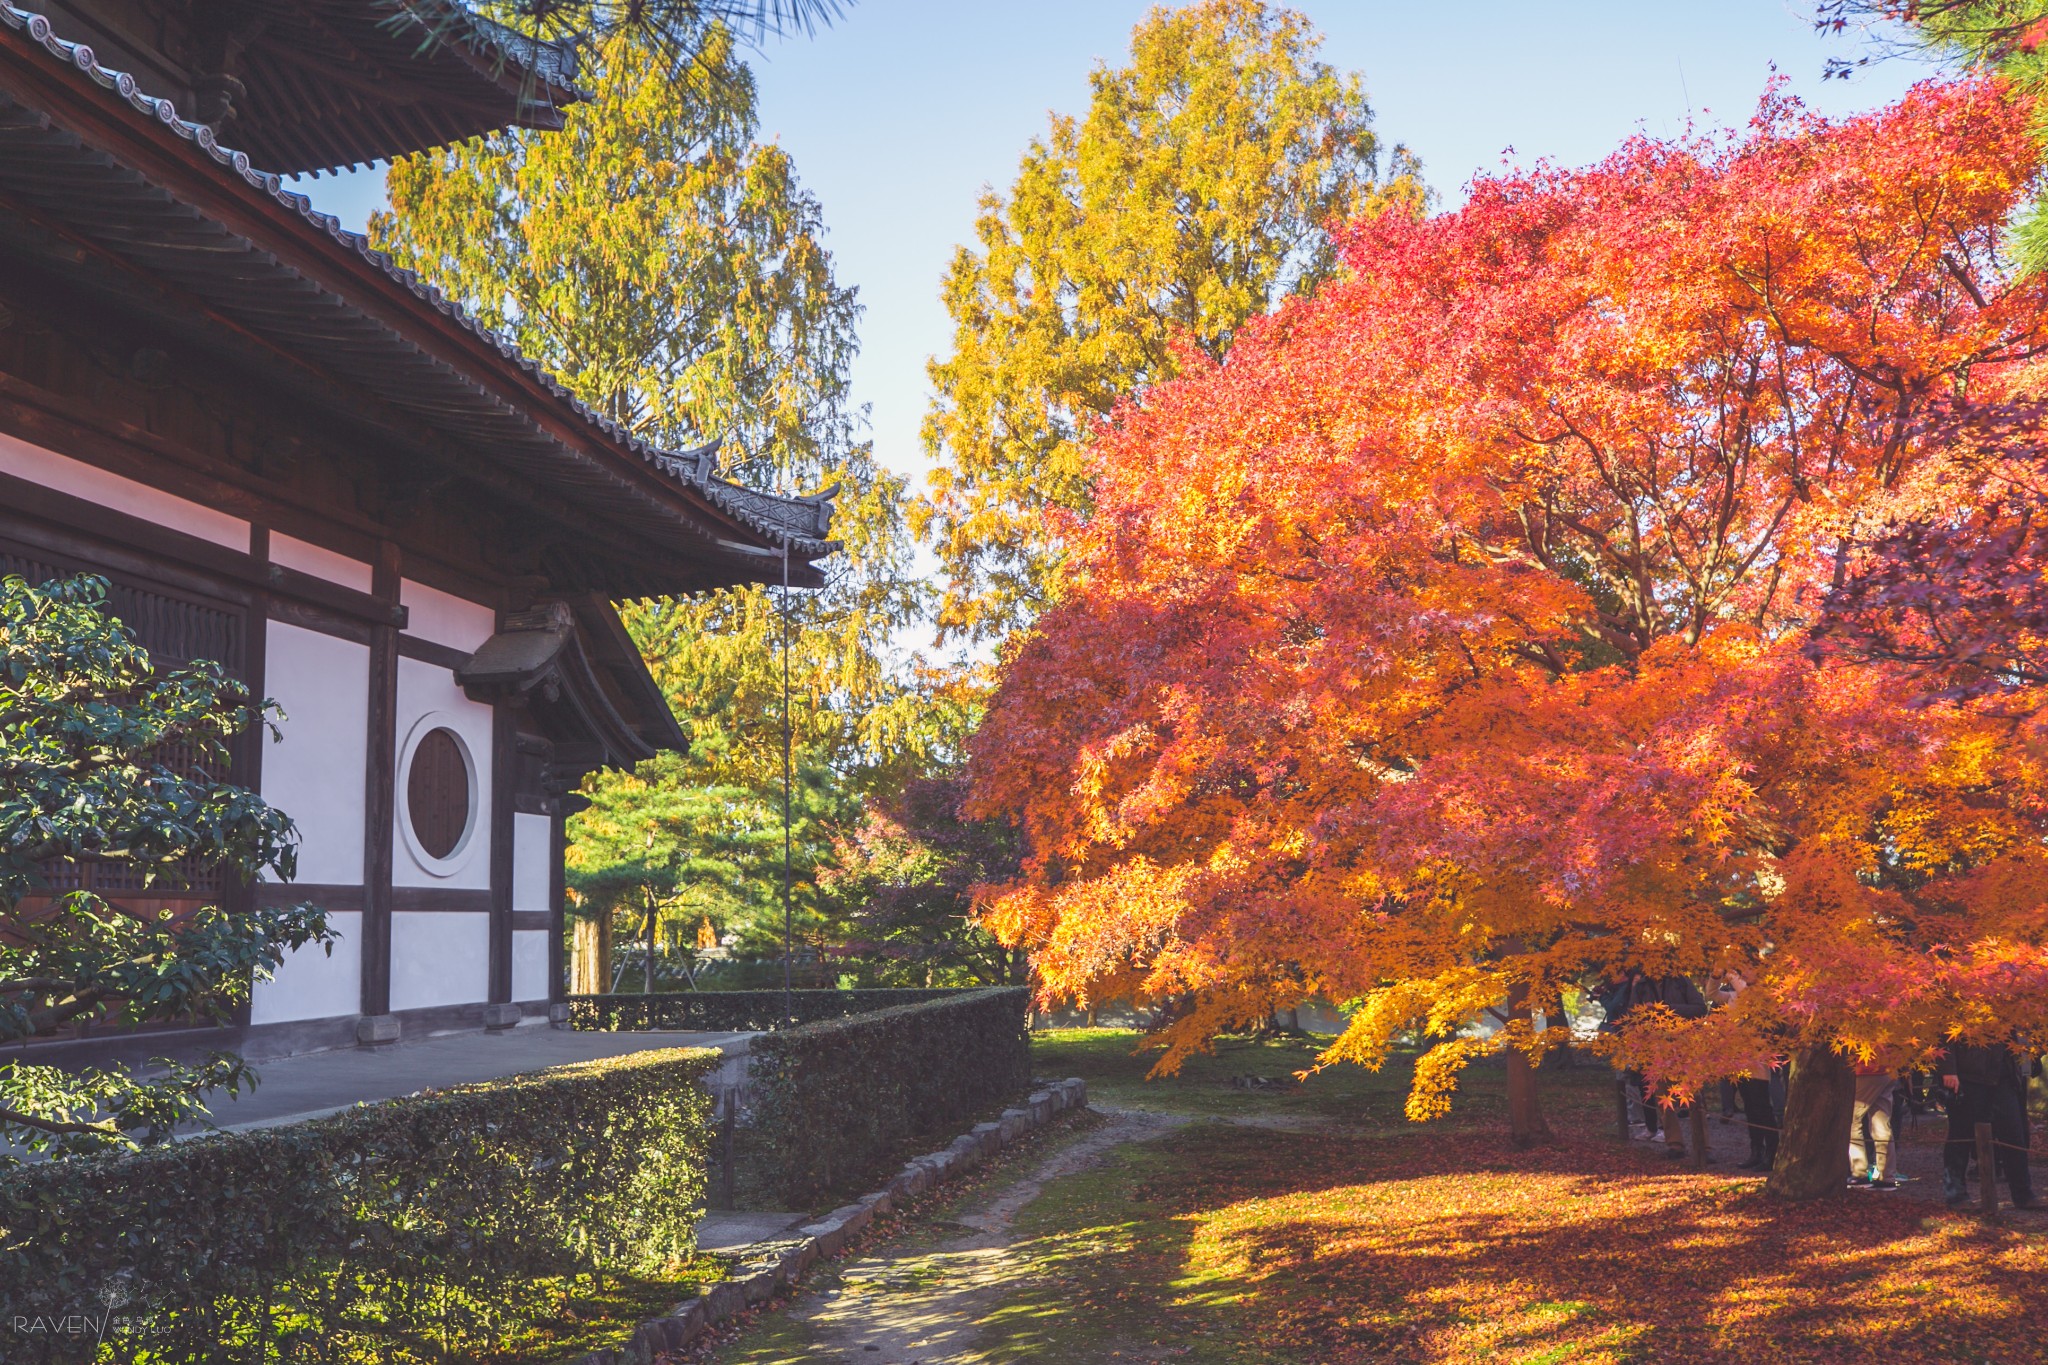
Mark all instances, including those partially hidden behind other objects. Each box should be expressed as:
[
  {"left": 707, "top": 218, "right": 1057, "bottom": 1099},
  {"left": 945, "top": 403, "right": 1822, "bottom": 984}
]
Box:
[{"left": 292, "top": 1, "right": 1935, "bottom": 518}]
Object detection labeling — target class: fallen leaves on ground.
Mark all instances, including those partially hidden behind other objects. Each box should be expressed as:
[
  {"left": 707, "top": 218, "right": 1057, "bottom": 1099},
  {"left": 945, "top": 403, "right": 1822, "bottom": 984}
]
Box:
[{"left": 1116, "top": 1123, "right": 2043, "bottom": 1364}]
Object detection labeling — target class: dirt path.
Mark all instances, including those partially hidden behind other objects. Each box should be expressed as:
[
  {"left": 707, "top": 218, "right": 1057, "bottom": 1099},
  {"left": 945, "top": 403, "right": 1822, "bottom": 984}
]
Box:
[{"left": 778, "top": 1107, "right": 1185, "bottom": 1364}]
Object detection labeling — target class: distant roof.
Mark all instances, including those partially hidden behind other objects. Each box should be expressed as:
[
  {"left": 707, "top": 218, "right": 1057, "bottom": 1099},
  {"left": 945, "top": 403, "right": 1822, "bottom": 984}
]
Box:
[
  {"left": 0, "top": 3, "right": 838, "bottom": 597},
  {"left": 28, "top": 0, "right": 582, "bottom": 175}
]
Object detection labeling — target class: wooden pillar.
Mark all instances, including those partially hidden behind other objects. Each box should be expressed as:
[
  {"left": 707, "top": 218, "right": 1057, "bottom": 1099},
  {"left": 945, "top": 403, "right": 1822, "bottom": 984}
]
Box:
[
  {"left": 485, "top": 702, "right": 515, "bottom": 1024},
  {"left": 548, "top": 808, "right": 569, "bottom": 1010},
  {"left": 232, "top": 525, "right": 270, "bottom": 1030},
  {"left": 357, "top": 540, "right": 400, "bottom": 1043}
]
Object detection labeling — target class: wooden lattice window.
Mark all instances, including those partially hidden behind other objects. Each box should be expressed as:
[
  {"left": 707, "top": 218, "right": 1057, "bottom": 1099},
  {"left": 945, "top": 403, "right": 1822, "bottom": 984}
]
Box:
[
  {"left": 406, "top": 727, "right": 472, "bottom": 860},
  {"left": 6, "top": 549, "right": 242, "bottom": 901}
]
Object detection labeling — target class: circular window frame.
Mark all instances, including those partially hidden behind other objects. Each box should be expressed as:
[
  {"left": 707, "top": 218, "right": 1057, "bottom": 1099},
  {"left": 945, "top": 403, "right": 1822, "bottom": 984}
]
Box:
[{"left": 396, "top": 713, "right": 480, "bottom": 879}]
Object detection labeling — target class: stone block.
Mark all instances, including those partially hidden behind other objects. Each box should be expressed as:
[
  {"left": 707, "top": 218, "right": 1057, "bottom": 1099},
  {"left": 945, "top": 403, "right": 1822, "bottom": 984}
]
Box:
[
  {"left": 779, "top": 1240, "right": 817, "bottom": 1281},
  {"left": 354, "top": 1014, "right": 399, "bottom": 1046},
  {"left": 1029, "top": 1090, "right": 1054, "bottom": 1122},
  {"left": 549, "top": 1002, "right": 571, "bottom": 1028},
  {"left": 948, "top": 1133, "right": 982, "bottom": 1166},
  {"left": 740, "top": 1266, "right": 782, "bottom": 1305},
  {"left": 798, "top": 1218, "right": 848, "bottom": 1259},
  {"left": 858, "top": 1190, "right": 893, "bottom": 1217},
  {"left": 621, "top": 1323, "right": 662, "bottom": 1365},
  {"left": 483, "top": 1002, "right": 523, "bottom": 1030},
  {"left": 702, "top": 1281, "right": 746, "bottom": 1323},
  {"left": 914, "top": 1151, "right": 953, "bottom": 1178},
  {"left": 1000, "top": 1108, "right": 1030, "bottom": 1141},
  {"left": 1067, "top": 1077, "right": 1088, "bottom": 1108},
  {"left": 665, "top": 1299, "right": 708, "bottom": 1335},
  {"left": 971, "top": 1120, "right": 1004, "bottom": 1149},
  {"left": 829, "top": 1202, "right": 873, "bottom": 1237}
]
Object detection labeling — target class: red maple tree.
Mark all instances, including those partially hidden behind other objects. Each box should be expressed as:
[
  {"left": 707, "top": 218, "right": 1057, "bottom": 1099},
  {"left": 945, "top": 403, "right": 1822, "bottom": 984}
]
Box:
[{"left": 970, "top": 78, "right": 2048, "bottom": 1194}]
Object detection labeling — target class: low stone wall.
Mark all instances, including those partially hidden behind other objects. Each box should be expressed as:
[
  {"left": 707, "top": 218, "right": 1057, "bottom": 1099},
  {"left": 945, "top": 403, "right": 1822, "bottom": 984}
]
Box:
[{"left": 575, "top": 1077, "right": 1089, "bottom": 1365}]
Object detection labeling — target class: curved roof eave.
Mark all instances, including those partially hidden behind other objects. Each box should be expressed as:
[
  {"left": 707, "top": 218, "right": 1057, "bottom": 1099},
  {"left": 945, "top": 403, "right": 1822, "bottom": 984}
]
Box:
[{"left": 0, "top": 4, "right": 837, "bottom": 571}]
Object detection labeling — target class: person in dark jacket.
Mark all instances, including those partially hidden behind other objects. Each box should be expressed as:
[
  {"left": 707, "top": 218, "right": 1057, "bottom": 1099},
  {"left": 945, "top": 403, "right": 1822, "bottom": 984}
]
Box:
[
  {"left": 1715, "top": 968, "right": 1778, "bottom": 1171},
  {"left": 1940, "top": 1040, "right": 2034, "bottom": 1208},
  {"left": 1599, "top": 972, "right": 1657, "bottom": 1139},
  {"left": 1641, "top": 974, "right": 1709, "bottom": 1160}
]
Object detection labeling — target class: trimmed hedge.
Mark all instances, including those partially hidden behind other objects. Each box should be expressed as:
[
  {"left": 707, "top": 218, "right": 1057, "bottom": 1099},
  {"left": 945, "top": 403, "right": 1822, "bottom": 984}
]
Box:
[
  {"left": 747, "top": 986, "right": 1032, "bottom": 1205},
  {"left": 0, "top": 1047, "right": 718, "bottom": 1364},
  {"left": 568, "top": 987, "right": 976, "bottom": 1033}
]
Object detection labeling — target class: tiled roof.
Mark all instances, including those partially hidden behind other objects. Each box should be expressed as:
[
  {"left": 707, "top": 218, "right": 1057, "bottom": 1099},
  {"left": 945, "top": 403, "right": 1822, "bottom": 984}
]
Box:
[{"left": 0, "top": 3, "right": 837, "bottom": 573}]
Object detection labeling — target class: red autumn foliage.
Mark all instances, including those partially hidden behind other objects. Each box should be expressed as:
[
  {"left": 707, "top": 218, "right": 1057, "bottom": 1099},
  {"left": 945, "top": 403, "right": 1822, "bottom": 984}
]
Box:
[{"left": 968, "top": 79, "right": 2048, "bottom": 1162}]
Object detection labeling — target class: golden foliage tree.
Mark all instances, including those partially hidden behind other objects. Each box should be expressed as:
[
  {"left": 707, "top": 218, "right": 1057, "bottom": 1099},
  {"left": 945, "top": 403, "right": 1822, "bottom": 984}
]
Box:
[
  {"left": 374, "top": 26, "right": 932, "bottom": 941},
  {"left": 915, "top": 0, "right": 1424, "bottom": 644}
]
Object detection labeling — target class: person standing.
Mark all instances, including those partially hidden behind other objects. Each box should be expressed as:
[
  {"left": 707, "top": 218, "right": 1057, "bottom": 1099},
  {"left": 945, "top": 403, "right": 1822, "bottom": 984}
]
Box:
[
  {"left": 1716, "top": 969, "right": 1778, "bottom": 1171},
  {"left": 1647, "top": 973, "right": 1709, "bottom": 1161},
  {"left": 1849, "top": 1061, "right": 1900, "bottom": 1189},
  {"left": 1940, "top": 1039, "right": 2035, "bottom": 1209},
  {"left": 1600, "top": 971, "right": 1657, "bottom": 1140}
]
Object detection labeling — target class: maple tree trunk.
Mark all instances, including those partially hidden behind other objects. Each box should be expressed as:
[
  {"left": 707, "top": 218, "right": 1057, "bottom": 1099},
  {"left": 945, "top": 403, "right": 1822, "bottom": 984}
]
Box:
[
  {"left": 1503, "top": 978, "right": 1555, "bottom": 1149},
  {"left": 1767, "top": 1045, "right": 1854, "bottom": 1200}
]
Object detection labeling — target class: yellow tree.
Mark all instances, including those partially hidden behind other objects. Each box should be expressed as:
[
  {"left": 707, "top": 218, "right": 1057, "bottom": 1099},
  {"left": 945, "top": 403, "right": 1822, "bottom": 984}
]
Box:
[
  {"left": 915, "top": 0, "right": 1425, "bottom": 644},
  {"left": 375, "top": 26, "right": 932, "bottom": 942}
]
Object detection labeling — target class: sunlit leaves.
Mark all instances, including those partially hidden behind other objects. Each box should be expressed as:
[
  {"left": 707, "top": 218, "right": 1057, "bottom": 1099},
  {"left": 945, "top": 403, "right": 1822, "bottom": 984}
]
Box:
[
  {"left": 969, "top": 79, "right": 2048, "bottom": 1116},
  {"left": 916, "top": 0, "right": 1425, "bottom": 645}
]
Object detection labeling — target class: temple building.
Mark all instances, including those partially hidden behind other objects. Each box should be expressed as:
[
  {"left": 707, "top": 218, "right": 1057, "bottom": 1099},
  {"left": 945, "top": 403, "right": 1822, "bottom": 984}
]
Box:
[{"left": 0, "top": 1, "right": 834, "bottom": 1064}]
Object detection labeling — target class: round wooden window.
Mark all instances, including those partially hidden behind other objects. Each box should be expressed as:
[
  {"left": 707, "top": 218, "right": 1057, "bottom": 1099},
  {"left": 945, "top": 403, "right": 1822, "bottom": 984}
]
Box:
[{"left": 406, "top": 727, "right": 471, "bottom": 860}]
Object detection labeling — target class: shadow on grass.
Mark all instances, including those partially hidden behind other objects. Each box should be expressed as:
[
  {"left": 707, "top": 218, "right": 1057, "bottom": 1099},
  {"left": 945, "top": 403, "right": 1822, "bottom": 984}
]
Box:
[
  {"left": 1002, "top": 1120, "right": 2044, "bottom": 1364},
  {"left": 991, "top": 1036, "right": 2044, "bottom": 1364}
]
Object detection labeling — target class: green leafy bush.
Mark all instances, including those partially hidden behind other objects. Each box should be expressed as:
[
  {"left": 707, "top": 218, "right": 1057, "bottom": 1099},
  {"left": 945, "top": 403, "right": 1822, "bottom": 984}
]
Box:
[
  {"left": 747, "top": 986, "right": 1031, "bottom": 1204},
  {"left": 569, "top": 986, "right": 976, "bottom": 1033},
  {"left": 0, "top": 1046, "right": 718, "bottom": 1363},
  {"left": 1, "top": 573, "right": 331, "bottom": 1158}
]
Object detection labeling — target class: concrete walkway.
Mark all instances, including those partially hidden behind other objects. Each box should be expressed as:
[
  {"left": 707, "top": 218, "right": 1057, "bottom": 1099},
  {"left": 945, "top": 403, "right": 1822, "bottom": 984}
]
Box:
[{"left": 191, "top": 1023, "right": 752, "bottom": 1132}]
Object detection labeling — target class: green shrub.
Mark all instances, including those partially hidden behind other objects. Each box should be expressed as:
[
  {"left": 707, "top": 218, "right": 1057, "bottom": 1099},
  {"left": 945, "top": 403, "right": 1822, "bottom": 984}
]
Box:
[
  {"left": 569, "top": 987, "right": 976, "bottom": 1033},
  {"left": 0, "top": 1046, "right": 718, "bottom": 1363},
  {"left": 747, "top": 987, "right": 1031, "bottom": 1205}
]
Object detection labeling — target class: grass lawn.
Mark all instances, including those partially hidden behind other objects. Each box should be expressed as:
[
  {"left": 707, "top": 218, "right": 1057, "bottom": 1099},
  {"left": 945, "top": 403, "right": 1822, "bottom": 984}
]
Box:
[{"left": 973, "top": 1029, "right": 2048, "bottom": 1364}]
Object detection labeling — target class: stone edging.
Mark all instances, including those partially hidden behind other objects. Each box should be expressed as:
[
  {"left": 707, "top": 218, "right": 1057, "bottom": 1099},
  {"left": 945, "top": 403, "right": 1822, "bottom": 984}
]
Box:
[{"left": 576, "top": 1077, "right": 1090, "bottom": 1365}]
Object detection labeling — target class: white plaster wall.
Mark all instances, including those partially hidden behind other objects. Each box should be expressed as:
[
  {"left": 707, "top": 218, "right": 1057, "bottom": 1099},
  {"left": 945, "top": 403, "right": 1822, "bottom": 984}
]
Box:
[
  {"left": 393, "top": 656, "right": 494, "bottom": 889},
  {"left": 512, "top": 812, "right": 552, "bottom": 912},
  {"left": 511, "top": 929, "right": 551, "bottom": 1003},
  {"left": 262, "top": 623, "right": 369, "bottom": 885},
  {"left": 271, "top": 534, "right": 372, "bottom": 594},
  {"left": 401, "top": 578, "right": 497, "bottom": 652},
  {"left": 390, "top": 912, "right": 490, "bottom": 1011},
  {"left": 0, "top": 431, "right": 247, "bottom": 549},
  {"left": 250, "top": 910, "right": 362, "bottom": 1024}
]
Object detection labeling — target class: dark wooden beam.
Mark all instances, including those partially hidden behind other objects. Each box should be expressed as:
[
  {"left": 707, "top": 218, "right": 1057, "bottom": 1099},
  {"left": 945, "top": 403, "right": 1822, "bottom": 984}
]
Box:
[
  {"left": 488, "top": 699, "right": 513, "bottom": 1006},
  {"left": 359, "top": 538, "right": 400, "bottom": 1027},
  {"left": 0, "top": 463, "right": 405, "bottom": 628},
  {"left": 397, "top": 633, "right": 474, "bottom": 671},
  {"left": 548, "top": 810, "right": 567, "bottom": 1007},
  {"left": 233, "top": 523, "right": 268, "bottom": 1031}
]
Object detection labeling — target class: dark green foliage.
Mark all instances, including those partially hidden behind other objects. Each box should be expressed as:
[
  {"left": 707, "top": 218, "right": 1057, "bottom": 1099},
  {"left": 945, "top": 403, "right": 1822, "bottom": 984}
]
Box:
[
  {"left": 569, "top": 985, "right": 979, "bottom": 1032},
  {"left": 747, "top": 986, "right": 1031, "bottom": 1204},
  {"left": 818, "top": 771, "right": 1027, "bottom": 987},
  {"left": 0, "top": 573, "right": 330, "bottom": 1157},
  {"left": 0, "top": 1046, "right": 718, "bottom": 1363}
]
